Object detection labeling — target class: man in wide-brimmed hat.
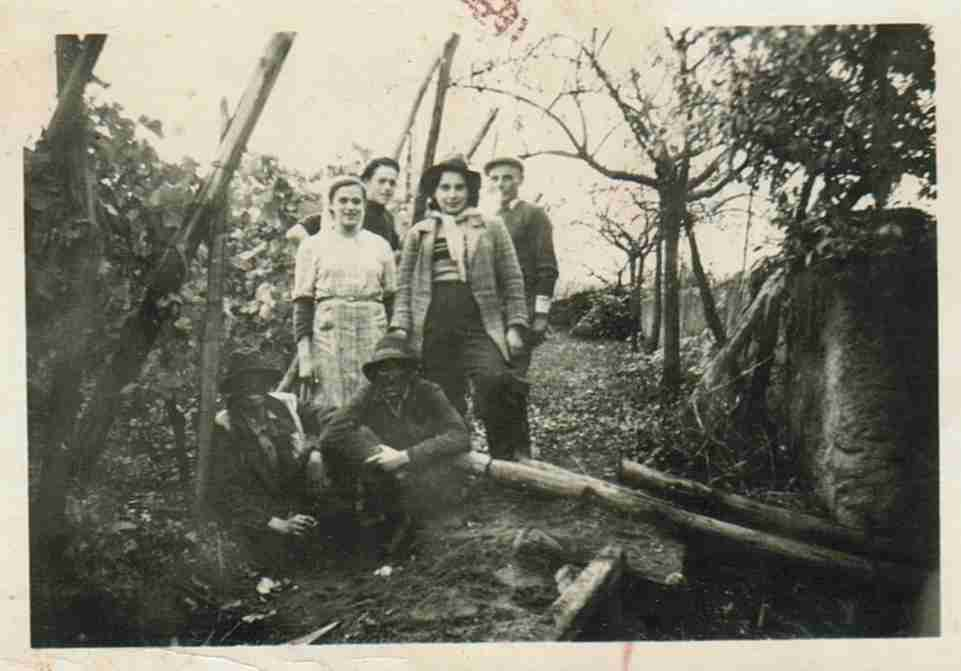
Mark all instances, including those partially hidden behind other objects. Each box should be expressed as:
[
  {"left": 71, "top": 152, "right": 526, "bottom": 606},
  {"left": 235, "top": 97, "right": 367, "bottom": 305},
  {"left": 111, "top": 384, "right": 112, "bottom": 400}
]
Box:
[
  {"left": 210, "top": 349, "right": 334, "bottom": 566},
  {"left": 484, "top": 155, "right": 560, "bottom": 459},
  {"left": 318, "top": 332, "right": 470, "bottom": 550}
]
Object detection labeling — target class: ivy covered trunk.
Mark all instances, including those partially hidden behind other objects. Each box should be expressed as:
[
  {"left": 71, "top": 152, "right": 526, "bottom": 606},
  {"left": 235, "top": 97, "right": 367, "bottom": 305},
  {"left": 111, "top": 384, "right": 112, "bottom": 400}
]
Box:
[{"left": 785, "top": 209, "right": 937, "bottom": 564}]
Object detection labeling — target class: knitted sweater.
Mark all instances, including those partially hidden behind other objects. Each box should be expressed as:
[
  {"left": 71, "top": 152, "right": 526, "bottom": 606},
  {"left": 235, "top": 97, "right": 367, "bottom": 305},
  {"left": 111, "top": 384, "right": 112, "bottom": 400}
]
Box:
[{"left": 497, "top": 200, "right": 559, "bottom": 316}]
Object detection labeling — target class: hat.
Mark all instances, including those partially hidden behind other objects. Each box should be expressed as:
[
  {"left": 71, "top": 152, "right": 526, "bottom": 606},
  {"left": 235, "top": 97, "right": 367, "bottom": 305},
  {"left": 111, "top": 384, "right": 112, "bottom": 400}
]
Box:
[
  {"left": 327, "top": 175, "right": 367, "bottom": 205},
  {"left": 418, "top": 153, "right": 481, "bottom": 208},
  {"left": 220, "top": 349, "right": 285, "bottom": 394},
  {"left": 362, "top": 333, "right": 420, "bottom": 381},
  {"left": 483, "top": 156, "right": 524, "bottom": 175}
]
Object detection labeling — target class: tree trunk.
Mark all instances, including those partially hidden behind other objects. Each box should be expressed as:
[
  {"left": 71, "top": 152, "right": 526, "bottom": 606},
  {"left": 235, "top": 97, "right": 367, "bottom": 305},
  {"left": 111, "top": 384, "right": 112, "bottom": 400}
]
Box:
[
  {"left": 33, "top": 35, "right": 105, "bottom": 550},
  {"left": 67, "top": 33, "right": 295, "bottom": 495},
  {"left": 412, "top": 33, "right": 460, "bottom": 224},
  {"left": 550, "top": 544, "right": 626, "bottom": 641},
  {"left": 451, "top": 452, "right": 927, "bottom": 589},
  {"left": 619, "top": 459, "right": 914, "bottom": 564},
  {"left": 465, "top": 107, "right": 499, "bottom": 161},
  {"left": 628, "top": 254, "right": 639, "bottom": 352},
  {"left": 195, "top": 100, "right": 232, "bottom": 513},
  {"left": 684, "top": 216, "right": 726, "bottom": 345},
  {"left": 659, "top": 187, "right": 683, "bottom": 392},
  {"left": 646, "top": 235, "right": 662, "bottom": 353}
]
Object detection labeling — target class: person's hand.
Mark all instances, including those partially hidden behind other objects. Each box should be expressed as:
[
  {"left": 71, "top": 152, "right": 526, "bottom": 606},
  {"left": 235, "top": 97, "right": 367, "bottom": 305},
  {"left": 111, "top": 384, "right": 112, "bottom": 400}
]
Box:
[
  {"left": 320, "top": 411, "right": 355, "bottom": 445},
  {"left": 365, "top": 444, "right": 411, "bottom": 473},
  {"left": 297, "top": 340, "right": 316, "bottom": 404},
  {"left": 268, "top": 513, "right": 317, "bottom": 536},
  {"left": 529, "top": 314, "right": 549, "bottom": 347},
  {"left": 506, "top": 326, "right": 526, "bottom": 359},
  {"left": 390, "top": 328, "right": 408, "bottom": 340}
]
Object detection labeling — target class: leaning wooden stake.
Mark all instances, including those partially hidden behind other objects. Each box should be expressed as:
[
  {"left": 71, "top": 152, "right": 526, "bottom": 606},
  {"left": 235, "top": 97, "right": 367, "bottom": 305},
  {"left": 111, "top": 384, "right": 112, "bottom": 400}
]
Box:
[
  {"left": 392, "top": 47, "right": 446, "bottom": 162},
  {"left": 69, "top": 33, "right": 295, "bottom": 488},
  {"left": 619, "top": 459, "right": 908, "bottom": 563},
  {"left": 550, "top": 544, "right": 625, "bottom": 640},
  {"left": 195, "top": 99, "right": 234, "bottom": 512},
  {"left": 44, "top": 34, "right": 106, "bottom": 148},
  {"left": 465, "top": 107, "right": 499, "bottom": 161},
  {"left": 412, "top": 33, "right": 460, "bottom": 223},
  {"left": 451, "top": 452, "right": 927, "bottom": 589}
]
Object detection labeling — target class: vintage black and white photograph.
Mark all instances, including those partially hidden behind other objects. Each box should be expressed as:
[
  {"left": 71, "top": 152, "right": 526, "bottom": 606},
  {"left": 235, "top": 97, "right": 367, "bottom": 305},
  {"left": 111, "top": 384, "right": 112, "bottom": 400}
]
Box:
[{"left": 16, "top": 0, "right": 940, "bottom": 653}]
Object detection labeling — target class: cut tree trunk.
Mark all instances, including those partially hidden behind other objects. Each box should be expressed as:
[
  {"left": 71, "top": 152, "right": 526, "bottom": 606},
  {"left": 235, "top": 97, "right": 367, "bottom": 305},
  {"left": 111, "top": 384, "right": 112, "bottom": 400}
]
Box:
[
  {"left": 56, "top": 33, "right": 295, "bottom": 531},
  {"left": 465, "top": 107, "right": 499, "bottom": 161},
  {"left": 451, "top": 452, "right": 928, "bottom": 589},
  {"left": 684, "top": 216, "right": 726, "bottom": 345},
  {"left": 195, "top": 99, "right": 233, "bottom": 511},
  {"left": 44, "top": 34, "right": 106, "bottom": 149},
  {"left": 412, "top": 33, "right": 460, "bottom": 224},
  {"left": 549, "top": 544, "right": 626, "bottom": 641},
  {"left": 392, "top": 47, "right": 446, "bottom": 162},
  {"left": 691, "top": 267, "right": 785, "bottom": 430},
  {"left": 619, "top": 459, "right": 912, "bottom": 564}
]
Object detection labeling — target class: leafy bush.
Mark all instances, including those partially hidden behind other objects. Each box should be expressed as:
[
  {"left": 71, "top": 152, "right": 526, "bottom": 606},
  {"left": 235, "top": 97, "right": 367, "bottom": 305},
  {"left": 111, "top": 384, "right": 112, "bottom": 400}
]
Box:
[{"left": 569, "top": 288, "right": 634, "bottom": 340}]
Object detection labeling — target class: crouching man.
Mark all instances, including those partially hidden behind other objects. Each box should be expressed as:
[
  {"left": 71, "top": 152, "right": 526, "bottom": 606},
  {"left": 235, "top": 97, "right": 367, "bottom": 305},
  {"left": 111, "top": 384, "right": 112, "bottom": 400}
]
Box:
[
  {"left": 210, "top": 350, "right": 335, "bottom": 568},
  {"left": 318, "top": 333, "right": 470, "bottom": 551}
]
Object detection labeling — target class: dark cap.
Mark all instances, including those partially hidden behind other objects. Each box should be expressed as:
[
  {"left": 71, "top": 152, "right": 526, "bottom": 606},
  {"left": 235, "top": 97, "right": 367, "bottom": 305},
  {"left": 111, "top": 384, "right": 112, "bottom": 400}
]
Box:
[
  {"left": 220, "top": 349, "right": 285, "bottom": 394},
  {"left": 362, "top": 332, "right": 420, "bottom": 381},
  {"left": 483, "top": 156, "right": 524, "bottom": 175}
]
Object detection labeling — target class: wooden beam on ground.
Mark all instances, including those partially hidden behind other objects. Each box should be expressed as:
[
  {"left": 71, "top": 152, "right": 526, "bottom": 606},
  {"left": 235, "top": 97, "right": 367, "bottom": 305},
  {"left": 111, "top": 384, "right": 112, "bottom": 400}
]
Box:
[
  {"left": 619, "top": 458, "right": 908, "bottom": 563},
  {"left": 69, "top": 33, "right": 296, "bottom": 488},
  {"left": 451, "top": 452, "right": 928, "bottom": 589},
  {"left": 392, "top": 47, "right": 446, "bottom": 162},
  {"left": 44, "top": 34, "right": 106, "bottom": 148},
  {"left": 549, "top": 544, "right": 625, "bottom": 640},
  {"left": 465, "top": 107, "right": 499, "bottom": 161},
  {"left": 412, "top": 33, "right": 460, "bottom": 223}
]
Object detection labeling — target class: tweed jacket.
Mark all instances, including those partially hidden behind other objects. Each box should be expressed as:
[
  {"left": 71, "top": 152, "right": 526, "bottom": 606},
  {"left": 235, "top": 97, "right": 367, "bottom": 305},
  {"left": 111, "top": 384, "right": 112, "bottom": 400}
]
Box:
[
  {"left": 498, "top": 200, "right": 560, "bottom": 317},
  {"left": 391, "top": 209, "right": 529, "bottom": 362}
]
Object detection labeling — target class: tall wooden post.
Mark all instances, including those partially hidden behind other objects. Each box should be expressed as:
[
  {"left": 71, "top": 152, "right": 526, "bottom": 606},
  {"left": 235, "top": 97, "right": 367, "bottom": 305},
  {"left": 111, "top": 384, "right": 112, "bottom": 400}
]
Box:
[
  {"left": 195, "top": 99, "right": 232, "bottom": 513},
  {"left": 412, "top": 33, "right": 460, "bottom": 224}
]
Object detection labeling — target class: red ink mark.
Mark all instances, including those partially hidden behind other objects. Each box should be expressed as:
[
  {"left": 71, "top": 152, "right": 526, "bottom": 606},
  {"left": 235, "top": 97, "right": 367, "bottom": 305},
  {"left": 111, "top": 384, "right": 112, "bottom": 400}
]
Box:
[
  {"left": 622, "top": 641, "right": 633, "bottom": 671},
  {"left": 461, "top": 0, "right": 528, "bottom": 41}
]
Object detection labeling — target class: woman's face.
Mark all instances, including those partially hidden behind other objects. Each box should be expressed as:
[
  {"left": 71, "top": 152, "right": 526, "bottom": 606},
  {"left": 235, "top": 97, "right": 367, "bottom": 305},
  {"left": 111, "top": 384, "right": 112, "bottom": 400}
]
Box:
[
  {"left": 433, "top": 171, "right": 468, "bottom": 215},
  {"left": 330, "top": 184, "right": 365, "bottom": 230}
]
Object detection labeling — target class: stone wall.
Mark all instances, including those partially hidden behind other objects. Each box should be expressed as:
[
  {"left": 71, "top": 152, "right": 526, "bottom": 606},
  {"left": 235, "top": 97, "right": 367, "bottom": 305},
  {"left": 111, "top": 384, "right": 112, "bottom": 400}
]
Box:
[{"left": 785, "top": 215, "right": 937, "bottom": 562}]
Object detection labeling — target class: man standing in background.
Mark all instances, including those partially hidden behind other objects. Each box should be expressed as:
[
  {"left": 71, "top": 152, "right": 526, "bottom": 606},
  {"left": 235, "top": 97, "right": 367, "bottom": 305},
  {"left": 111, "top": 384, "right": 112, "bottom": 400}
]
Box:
[
  {"left": 484, "top": 156, "right": 559, "bottom": 459},
  {"left": 361, "top": 157, "right": 402, "bottom": 256}
]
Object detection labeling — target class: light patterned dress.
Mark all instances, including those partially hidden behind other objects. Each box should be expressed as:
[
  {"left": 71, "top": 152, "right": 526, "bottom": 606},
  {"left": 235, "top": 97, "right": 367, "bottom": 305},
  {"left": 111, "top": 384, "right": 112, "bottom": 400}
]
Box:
[{"left": 293, "top": 228, "right": 396, "bottom": 407}]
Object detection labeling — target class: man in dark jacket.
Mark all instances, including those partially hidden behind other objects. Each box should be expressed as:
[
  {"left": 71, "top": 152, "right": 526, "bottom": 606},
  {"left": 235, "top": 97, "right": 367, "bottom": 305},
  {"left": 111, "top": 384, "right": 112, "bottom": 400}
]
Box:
[
  {"left": 484, "top": 156, "right": 560, "bottom": 459},
  {"left": 211, "top": 350, "right": 333, "bottom": 568},
  {"left": 361, "top": 157, "right": 401, "bottom": 254},
  {"left": 319, "top": 332, "right": 471, "bottom": 547}
]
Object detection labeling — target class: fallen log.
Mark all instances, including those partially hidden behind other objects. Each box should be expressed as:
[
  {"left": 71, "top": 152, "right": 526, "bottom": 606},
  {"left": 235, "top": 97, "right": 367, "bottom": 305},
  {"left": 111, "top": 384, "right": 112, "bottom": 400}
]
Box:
[
  {"left": 450, "top": 452, "right": 927, "bottom": 589},
  {"left": 549, "top": 544, "right": 625, "bottom": 640},
  {"left": 619, "top": 458, "right": 909, "bottom": 564}
]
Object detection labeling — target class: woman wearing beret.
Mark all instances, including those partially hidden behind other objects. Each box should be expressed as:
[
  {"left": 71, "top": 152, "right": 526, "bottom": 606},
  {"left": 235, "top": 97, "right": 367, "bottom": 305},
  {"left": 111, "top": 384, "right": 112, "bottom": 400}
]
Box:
[
  {"left": 293, "top": 176, "right": 397, "bottom": 408},
  {"left": 390, "top": 154, "right": 531, "bottom": 460}
]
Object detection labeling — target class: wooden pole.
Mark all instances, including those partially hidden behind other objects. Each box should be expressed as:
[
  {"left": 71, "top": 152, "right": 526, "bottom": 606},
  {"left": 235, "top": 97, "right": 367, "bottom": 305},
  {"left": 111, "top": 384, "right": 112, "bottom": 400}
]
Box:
[
  {"left": 44, "top": 34, "right": 106, "bottom": 149},
  {"left": 450, "top": 452, "right": 928, "bottom": 589},
  {"left": 412, "top": 33, "right": 460, "bottom": 224},
  {"left": 70, "top": 33, "right": 295, "bottom": 487},
  {"left": 550, "top": 544, "right": 625, "bottom": 641},
  {"left": 619, "top": 459, "right": 910, "bottom": 563},
  {"left": 195, "top": 98, "right": 233, "bottom": 512},
  {"left": 465, "top": 107, "right": 499, "bottom": 161},
  {"left": 392, "top": 48, "right": 446, "bottom": 162}
]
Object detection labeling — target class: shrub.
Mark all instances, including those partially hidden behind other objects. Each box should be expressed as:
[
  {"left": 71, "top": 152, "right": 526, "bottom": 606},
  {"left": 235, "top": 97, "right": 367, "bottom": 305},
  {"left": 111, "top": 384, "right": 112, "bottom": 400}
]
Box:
[{"left": 570, "top": 288, "right": 634, "bottom": 340}]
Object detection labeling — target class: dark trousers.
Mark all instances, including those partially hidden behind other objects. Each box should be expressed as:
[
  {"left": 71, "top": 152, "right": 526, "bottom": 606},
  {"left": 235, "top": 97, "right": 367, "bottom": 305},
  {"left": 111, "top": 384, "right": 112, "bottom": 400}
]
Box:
[{"left": 422, "top": 281, "right": 530, "bottom": 460}]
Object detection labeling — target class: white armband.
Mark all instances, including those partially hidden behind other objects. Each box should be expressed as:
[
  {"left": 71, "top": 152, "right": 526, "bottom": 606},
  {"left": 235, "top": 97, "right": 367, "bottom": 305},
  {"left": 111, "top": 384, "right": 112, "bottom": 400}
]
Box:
[{"left": 534, "top": 295, "right": 552, "bottom": 315}]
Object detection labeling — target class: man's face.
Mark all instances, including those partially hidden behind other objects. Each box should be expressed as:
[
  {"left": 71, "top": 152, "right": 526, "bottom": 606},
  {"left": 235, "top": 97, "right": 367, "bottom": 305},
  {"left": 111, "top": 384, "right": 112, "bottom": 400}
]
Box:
[
  {"left": 487, "top": 164, "right": 523, "bottom": 206},
  {"left": 374, "top": 360, "right": 414, "bottom": 404},
  {"left": 365, "top": 165, "right": 399, "bottom": 206}
]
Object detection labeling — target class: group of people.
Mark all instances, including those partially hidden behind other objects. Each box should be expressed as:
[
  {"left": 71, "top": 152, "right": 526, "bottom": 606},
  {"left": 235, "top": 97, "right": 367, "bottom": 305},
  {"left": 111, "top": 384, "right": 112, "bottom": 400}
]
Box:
[{"left": 212, "top": 152, "right": 558, "bottom": 566}]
